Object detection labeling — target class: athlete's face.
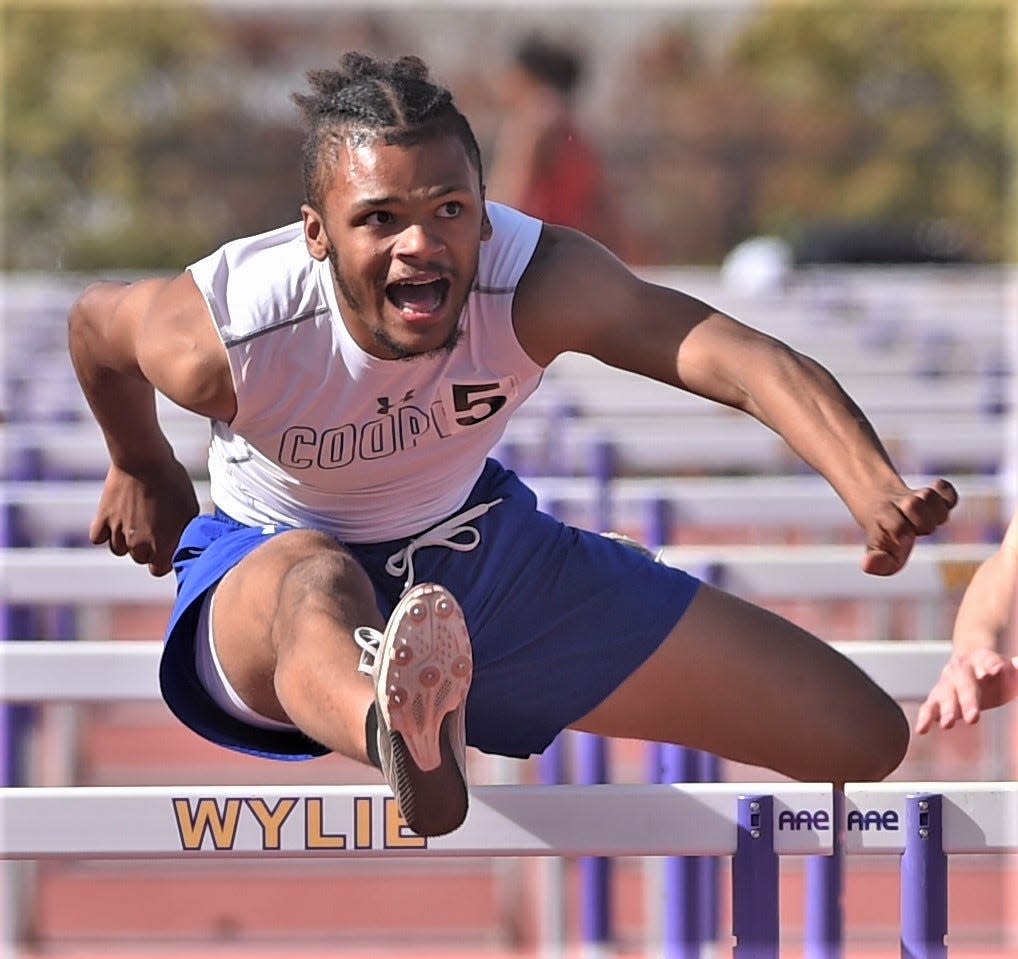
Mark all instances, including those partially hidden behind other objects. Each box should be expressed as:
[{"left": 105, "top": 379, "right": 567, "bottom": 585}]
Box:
[{"left": 302, "top": 133, "right": 491, "bottom": 361}]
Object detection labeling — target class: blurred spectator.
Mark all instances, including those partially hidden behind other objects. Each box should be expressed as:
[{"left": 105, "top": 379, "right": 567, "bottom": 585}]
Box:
[{"left": 487, "top": 34, "right": 640, "bottom": 261}]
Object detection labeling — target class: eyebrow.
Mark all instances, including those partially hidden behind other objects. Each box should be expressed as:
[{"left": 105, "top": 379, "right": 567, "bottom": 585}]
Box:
[{"left": 352, "top": 184, "right": 472, "bottom": 210}]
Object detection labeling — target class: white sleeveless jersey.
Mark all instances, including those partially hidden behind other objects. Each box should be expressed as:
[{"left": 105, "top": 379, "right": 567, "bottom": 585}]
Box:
[{"left": 187, "top": 202, "right": 545, "bottom": 542}]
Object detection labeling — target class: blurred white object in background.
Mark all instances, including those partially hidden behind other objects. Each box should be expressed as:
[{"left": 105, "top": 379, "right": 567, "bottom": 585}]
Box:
[{"left": 720, "top": 235, "right": 793, "bottom": 295}]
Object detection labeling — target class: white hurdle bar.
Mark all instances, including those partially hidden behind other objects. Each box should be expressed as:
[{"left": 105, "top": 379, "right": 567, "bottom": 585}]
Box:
[
  {"left": 0, "top": 542, "right": 996, "bottom": 605},
  {"left": 3, "top": 474, "right": 1004, "bottom": 539},
  {"left": 497, "top": 412, "right": 1009, "bottom": 475},
  {"left": 656, "top": 542, "right": 995, "bottom": 600},
  {"left": 0, "top": 781, "right": 1014, "bottom": 959},
  {"left": 0, "top": 639, "right": 956, "bottom": 704},
  {"left": 0, "top": 781, "right": 831, "bottom": 860}
]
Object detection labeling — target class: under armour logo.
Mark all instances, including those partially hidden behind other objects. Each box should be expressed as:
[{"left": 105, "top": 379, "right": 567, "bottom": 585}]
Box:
[{"left": 376, "top": 389, "right": 415, "bottom": 414}]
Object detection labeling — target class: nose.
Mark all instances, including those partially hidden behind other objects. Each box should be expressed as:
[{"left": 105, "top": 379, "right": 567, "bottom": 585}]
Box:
[{"left": 393, "top": 222, "right": 445, "bottom": 258}]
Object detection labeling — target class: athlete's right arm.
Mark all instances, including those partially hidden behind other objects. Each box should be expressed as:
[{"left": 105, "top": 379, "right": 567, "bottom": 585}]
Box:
[
  {"left": 69, "top": 272, "right": 235, "bottom": 454},
  {"left": 68, "top": 272, "right": 234, "bottom": 574}
]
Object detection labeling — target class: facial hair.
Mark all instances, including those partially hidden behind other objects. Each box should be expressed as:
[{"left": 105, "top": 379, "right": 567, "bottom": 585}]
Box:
[{"left": 327, "top": 245, "right": 463, "bottom": 360}]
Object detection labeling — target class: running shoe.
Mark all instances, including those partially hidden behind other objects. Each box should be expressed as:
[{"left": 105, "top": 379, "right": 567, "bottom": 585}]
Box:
[{"left": 355, "top": 583, "right": 472, "bottom": 836}]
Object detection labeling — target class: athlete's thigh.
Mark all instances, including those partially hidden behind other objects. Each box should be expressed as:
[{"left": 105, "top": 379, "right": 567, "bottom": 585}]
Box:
[
  {"left": 211, "top": 529, "right": 381, "bottom": 701},
  {"left": 571, "top": 582, "right": 904, "bottom": 773}
]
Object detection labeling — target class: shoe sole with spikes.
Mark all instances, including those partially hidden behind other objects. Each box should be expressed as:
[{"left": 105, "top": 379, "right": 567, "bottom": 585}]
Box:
[{"left": 374, "top": 583, "right": 472, "bottom": 837}]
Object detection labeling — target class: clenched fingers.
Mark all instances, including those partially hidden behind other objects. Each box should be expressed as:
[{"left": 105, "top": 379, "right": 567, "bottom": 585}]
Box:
[
  {"left": 89, "top": 516, "right": 111, "bottom": 548},
  {"left": 862, "top": 479, "right": 958, "bottom": 576},
  {"left": 125, "top": 528, "right": 155, "bottom": 566},
  {"left": 895, "top": 479, "right": 958, "bottom": 535},
  {"left": 92, "top": 517, "right": 167, "bottom": 572}
]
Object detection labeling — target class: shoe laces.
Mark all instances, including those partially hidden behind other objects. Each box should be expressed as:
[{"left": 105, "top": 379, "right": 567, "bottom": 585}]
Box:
[
  {"left": 354, "top": 626, "right": 384, "bottom": 676},
  {"left": 384, "top": 498, "right": 503, "bottom": 593}
]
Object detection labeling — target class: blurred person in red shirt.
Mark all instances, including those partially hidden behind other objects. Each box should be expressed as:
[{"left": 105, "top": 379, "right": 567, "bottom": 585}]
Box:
[{"left": 488, "top": 35, "right": 639, "bottom": 261}]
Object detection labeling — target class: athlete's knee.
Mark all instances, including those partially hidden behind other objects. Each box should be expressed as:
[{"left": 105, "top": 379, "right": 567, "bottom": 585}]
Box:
[
  {"left": 806, "top": 693, "right": 909, "bottom": 784},
  {"left": 277, "top": 532, "right": 368, "bottom": 592},
  {"left": 850, "top": 695, "right": 910, "bottom": 782},
  {"left": 272, "top": 534, "right": 378, "bottom": 641}
]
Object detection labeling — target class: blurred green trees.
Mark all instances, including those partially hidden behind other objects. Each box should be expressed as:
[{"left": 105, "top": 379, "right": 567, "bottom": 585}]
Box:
[
  {"left": 626, "top": 3, "right": 1012, "bottom": 262},
  {"left": 2, "top": 3, "right": 1012, "bottom": 269},
  {"left": 2, "top": 4, "right": 303, "bottom": 271},
  {"left": 734, "top": 3, "right": 1011, "bottom": 261}
]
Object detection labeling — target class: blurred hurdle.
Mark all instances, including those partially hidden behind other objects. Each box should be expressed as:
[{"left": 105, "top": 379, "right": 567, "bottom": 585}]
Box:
[
  {"left": 3, "top": 473, "right": 1005, "bottom": 546},
  {"left": 0, "top": 540, "right": 996, "bottom": 617}
]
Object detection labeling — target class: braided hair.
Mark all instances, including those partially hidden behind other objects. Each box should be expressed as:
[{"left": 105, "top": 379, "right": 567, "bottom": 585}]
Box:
[{"left": 292, "top": 52, "right": 483, "bottom": 208}]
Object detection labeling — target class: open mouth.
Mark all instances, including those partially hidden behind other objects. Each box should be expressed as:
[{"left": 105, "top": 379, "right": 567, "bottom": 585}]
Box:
[{"left": 386, "top": 277, "right": 450, "bottom": 317}]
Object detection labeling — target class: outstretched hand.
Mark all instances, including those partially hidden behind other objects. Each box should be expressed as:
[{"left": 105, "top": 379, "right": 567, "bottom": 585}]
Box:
[
  {"left": 90, "top": 459, "right": 199, "bottom": 576},
  {"left": 915, "top": 648, "right": 1018, "bottom": 734},
  {"left": 859, "top": 478, "right": 958, "bottom": 576}
]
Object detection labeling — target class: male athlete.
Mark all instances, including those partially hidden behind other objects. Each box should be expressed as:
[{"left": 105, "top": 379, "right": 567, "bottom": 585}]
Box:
[{"left": 70, "top": 53, "right": 956, "bottom": 837}]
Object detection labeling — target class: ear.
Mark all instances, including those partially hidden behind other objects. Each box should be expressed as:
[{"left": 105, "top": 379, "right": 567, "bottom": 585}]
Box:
[
  {"left": 301, "top": 204, "right": 331, "bottom": 261},
  {"left": 480, "top": 191, "right": 493, "bottom": 241}
]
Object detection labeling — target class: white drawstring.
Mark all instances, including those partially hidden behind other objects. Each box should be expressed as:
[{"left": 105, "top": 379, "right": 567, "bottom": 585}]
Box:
[{"left": 385, "top": 498, "right": 503, "bottom": 594}]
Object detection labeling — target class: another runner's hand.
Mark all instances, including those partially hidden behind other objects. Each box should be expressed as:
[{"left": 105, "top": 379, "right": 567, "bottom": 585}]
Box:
[
  {"left": 859, "top": 479, "right": 957, "bottom": 576},
  {"left": 915, "top": 648, "right": 1018, "bottom": 734},
  {"left": 90, "top": 459, "right": 199, "bottom": 576}
]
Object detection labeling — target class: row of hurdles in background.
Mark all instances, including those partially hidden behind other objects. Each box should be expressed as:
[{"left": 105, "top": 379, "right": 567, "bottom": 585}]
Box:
[
  {"left": 0, "top": 528, "right": 1011, "bottom": 957},
  {"left": 1, "top": 362, "right": 1012, "bottom": 482},
  {"left": 1, "top": 265, "right": 1014, "bottom": 956},
  {"left": 1, "top": 328, "right": 1014, "bottom": 954},
  {"left": 6, "top": 267, "right": 1012, "bottom": 397},
  {"left": 3, "top": 266, "right": 1014, "bottom": 484}
]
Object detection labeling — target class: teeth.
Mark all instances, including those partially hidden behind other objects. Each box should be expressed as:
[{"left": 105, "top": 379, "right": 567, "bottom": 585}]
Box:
[{"left": 388, "top": 277, "right": 446, "bottom": 315}]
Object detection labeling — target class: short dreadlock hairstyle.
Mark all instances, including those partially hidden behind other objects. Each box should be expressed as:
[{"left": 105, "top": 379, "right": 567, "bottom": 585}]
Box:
[{"left": 292, "top": 52, "right": 484, "bottom": 209}]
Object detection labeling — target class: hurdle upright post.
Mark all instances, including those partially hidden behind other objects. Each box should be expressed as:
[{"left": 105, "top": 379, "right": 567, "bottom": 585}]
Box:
[
  {"left": 577, "top": 732, "right": 612, "bottom": 957},
  {"left": 732, "top": 793, "right": 780, "bottom": 959},
  {"left": 901, "top": 792, "right": 948, "bottom": 959},
  {"left": 804, "top": 790, "right": 844, "bottom": 959},
  {"left": 652, "top": 743, "right": 709, "bottom": 959},
  {"left": 538, "top": 736, "right": 568, "bottom": 959},
  {"left": 646, "top": 500, "right": 711, "bottom": 959},
  {"left": 580, "top": 437, "right": 616, "bottom": 959}
]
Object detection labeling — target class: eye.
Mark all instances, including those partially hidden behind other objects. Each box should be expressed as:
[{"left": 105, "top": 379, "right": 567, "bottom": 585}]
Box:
[
  {"left": 364, "top": 210, "right": 394, "bottom": 226},
  {"left": 436, "top": 201, "right": 464, "bottom": 219}
]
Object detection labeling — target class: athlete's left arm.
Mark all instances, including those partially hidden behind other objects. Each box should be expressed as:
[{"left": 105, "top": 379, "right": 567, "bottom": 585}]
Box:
[{"left": 513, "top": 225, "right": 956, "bottom": 575}]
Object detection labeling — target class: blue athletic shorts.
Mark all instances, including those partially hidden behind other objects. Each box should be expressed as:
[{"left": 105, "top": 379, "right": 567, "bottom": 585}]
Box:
[{"left": 160, "top": 459, "right": 702, "bottom": 761}]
